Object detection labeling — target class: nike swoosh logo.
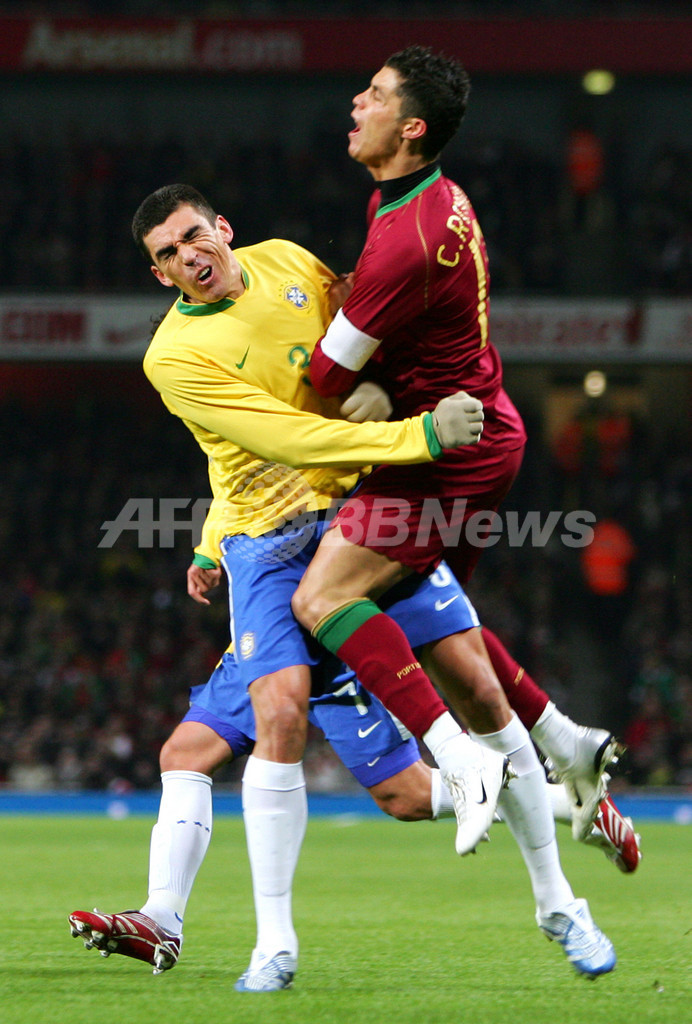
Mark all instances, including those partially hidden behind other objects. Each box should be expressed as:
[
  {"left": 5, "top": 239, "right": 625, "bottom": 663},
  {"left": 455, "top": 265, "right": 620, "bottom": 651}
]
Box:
[
  {"left": 434, "top": 596, "right": 459, "bottom": 611},
  {"left": 367, "top": 757, "right": 381, "bottom": 767},
  {"left": 235, "top": 346, "right": 250, "bottom": 369},
  {"left": 476, "top": 780, "right": 488, "bottom": 805},
  {"left": 358, "top": 721, "right": 382, "bottom": 739}
]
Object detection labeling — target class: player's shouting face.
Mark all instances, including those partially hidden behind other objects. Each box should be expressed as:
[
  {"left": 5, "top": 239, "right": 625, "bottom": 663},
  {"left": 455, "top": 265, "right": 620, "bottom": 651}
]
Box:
[
  {"left": 348, "top": 65, "right": 426, "bottom": 180},
  {"left": 144, "top": 203, "right": 244, "bottom": 305}
]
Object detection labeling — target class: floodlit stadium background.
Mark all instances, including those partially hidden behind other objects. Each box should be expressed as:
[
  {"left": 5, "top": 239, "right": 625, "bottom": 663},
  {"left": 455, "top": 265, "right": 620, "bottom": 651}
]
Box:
[{"left": 1, "top": 1, "right": 691, "bottom": 807}]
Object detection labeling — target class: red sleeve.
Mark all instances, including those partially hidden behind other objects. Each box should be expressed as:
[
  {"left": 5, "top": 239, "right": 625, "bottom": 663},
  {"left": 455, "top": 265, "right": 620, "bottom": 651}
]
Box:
[
  {"left": 366, "top": 190, "right": 380, "bottom": 226},
  {"left": 309, "top": 339, "right": 359, "bottom": 397}
]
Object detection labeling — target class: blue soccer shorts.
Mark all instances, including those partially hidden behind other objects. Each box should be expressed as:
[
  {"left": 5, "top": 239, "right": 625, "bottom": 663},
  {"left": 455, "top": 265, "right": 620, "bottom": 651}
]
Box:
[{"left": 183, "top": 521, "right": 480, "bottom": 787}]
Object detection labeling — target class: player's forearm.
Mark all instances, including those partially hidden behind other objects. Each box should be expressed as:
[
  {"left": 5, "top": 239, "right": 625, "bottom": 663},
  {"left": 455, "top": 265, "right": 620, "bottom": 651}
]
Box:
[
  {"left": 184, "top": 398, "right": 440, "bottom": 468},
  {"left": 311, "top": 308, "right": 381, "bottom": 397},
  {"left": 194, "top": 496, "right": 224, "bottom": 566},
  {"left": 309, "top": 340, "right": 359, "bottom": 397},
  {"left": 150, "top": 362, "right": 440, "bottom": 468}
]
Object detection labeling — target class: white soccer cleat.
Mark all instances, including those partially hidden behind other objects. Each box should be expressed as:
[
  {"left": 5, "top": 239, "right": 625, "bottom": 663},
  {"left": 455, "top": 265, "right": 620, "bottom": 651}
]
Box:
[
  {"left": 538, "top": 897, "right": 616, "bottom": 977},
  {"left": 443, "top": 747, "right": 510, "bottom": 856},
  {"left": 547, "top": 728, "right": 624, "bottom": 841}
]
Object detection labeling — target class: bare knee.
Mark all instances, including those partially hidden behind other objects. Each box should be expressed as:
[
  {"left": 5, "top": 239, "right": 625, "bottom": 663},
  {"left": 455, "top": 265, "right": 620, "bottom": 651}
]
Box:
[
  {"left": 159, "top": 732, "right": 195, "bottom": 773},
  {"left": 249, "top": 667, "right": 311, "bottom": 762},
  {"left": 159, "top": 722, "right": 231, "bottom": 776},
  {"left": 253, "top": 694, "right": 306, "bottom": 739},
  {"left": 371, "top": 788, "right": 431, "bottom": 821},
  {"left": 291, "top": 579, "right": 325, "bottom": 633},
  {"left": 368, "top": 762, "right": 433, "bottom": 821}
]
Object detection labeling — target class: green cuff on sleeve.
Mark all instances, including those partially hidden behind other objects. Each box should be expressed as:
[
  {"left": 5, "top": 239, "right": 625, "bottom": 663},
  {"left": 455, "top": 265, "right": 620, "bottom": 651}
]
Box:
[
  {"left": 423, "top": 411, "right": 443, "bottom": 459},
  {"left": 193, "top": 553, "right": 219, "bottom": 569}
]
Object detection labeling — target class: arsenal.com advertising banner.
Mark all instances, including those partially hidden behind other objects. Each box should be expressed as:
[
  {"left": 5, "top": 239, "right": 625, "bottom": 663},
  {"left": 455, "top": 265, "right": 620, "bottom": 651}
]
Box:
[
  {"left": 0, "top": 295, "right": 690, "bottom": 363},
  {"left": 0, "top": 17, "right": 690, "bottom": 75}
]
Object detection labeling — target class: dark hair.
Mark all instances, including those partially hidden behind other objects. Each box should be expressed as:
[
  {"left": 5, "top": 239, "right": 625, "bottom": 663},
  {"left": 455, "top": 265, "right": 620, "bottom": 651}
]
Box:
[
  {"left": 385, "top": 45, "right": 470, "bottom": 161},
  {"left": 132, "top": 184, "right": 217, "bottom": 257}
]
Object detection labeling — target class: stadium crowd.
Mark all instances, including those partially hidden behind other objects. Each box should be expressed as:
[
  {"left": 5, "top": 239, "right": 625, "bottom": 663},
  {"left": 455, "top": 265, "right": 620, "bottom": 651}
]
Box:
[
  {"left": 0, "top": 45, "right": 690, "bottom": 791},
  {"left": 1, "top": 126, "right": 690, "bottom": 298},
  {"left": 0, "top": 379, "right": 689, "bottom": 793}
]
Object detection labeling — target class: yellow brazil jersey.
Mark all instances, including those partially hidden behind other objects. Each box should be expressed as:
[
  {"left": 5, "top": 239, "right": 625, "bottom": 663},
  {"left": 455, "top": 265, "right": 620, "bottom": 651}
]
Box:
[{"left": 143, "top": 239, "right": 439, "bottom": 558}]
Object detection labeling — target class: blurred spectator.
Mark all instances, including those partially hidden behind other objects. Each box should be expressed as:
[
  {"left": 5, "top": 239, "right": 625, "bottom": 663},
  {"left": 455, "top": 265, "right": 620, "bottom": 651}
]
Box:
[
  {"left": 630, "top": 146, "right": 692, "bottom": 295},
  {"left": 0, "top": 390, "right": 690, "bottom": 790},
  {"left": 623, "top": 687, "right": 674, "bottom": 785},
  {"left": 580, "top": 518, "right": 636, "bottom": 626},
  {"left": 0, "top": 123, "right": 690, "bottom": 296}
]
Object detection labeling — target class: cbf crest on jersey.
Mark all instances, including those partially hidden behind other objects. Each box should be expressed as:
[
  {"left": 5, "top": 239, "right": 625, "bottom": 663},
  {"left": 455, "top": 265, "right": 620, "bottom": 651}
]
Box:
[
  {"left": 282, "top": 282, "right": 311, "bottom": 310},
  {"left": 239, "top": 631, "right": 256, "bottom": 660}
]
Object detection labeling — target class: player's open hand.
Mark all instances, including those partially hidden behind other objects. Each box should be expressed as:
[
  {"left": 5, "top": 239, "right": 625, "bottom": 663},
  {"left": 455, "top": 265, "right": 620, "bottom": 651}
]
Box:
[
  {"left": 187, "top": 563, "right": 222, "bottom": 605},
  {"left": 340, "top": 381, "right": 393, "bottom": 422},
  {"left": 432, "top": 391, "right": 484, "bottom": 447},
  {"left": 328, "top": 272, "right": 355, "bottom": 316}
]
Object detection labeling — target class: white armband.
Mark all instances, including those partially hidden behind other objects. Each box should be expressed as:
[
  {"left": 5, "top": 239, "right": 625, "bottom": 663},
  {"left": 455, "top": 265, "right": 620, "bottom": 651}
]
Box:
[{"left": 321, "top": 308, "right": 381, "bottom": 372}]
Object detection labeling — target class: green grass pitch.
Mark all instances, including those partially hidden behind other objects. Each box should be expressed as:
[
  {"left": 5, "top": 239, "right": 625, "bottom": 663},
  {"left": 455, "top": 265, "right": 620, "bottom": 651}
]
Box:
[{"left": 0, "top": 813, "right": 689, "bottom": 1024}]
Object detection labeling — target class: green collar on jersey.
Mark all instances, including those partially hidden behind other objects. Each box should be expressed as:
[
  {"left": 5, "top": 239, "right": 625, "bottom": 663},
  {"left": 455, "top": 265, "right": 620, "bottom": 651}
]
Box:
[
  {"left": 176, "top": 267, "right": 250, "bottom": 316},
  {"left": 375, "top": 165, "right": 442, "bottom": 217}
]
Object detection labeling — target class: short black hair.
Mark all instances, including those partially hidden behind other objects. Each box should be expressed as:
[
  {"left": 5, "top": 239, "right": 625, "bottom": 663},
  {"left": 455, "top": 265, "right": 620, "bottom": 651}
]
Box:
[
  {"left": 132, "top": 184, "right": 217, "bottom": 258},
  {"left": 385, "top": 45, "right": 470, "bottom": 161}
]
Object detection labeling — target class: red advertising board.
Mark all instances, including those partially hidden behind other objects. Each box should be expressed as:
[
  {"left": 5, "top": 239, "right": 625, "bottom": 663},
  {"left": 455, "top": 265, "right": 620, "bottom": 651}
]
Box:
[{"left": 0, "top": 17, "right": 690, "bottom": 75}]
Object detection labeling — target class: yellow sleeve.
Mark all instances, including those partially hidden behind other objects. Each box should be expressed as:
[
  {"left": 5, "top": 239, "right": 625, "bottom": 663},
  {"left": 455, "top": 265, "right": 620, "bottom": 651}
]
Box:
[
  {"left": 194, "top": 494, "right": 225, "bottom": 565},
  {"left": 147, "top": 354, "right": 437, "bottom": 469}
]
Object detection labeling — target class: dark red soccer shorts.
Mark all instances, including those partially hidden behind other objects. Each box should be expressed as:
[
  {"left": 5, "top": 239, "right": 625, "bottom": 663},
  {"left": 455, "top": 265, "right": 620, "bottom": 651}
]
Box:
[{"left": 328, "top": 444, "right": 524, "bottom": 584}]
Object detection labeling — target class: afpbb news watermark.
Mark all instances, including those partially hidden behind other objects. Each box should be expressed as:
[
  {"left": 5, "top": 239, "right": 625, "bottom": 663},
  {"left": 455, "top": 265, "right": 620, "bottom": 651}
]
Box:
[
  {"left": 99, "top": 498, "right": 212, "bottom": 549},
  {"left": 327, "top": 499, "right": 595, "bottom": 550},
  {"left": 99, "top": 496, "right": 596, "bottom": 557}
]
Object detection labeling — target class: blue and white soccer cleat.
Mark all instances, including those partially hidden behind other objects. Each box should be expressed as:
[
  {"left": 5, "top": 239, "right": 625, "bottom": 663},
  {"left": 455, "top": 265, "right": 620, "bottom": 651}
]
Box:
[
  {"left": 537, "top": 898, "right": 616, "bottom": 977},
  {"left": 234, "top": 951, "right": 297, "bottom": 992}
]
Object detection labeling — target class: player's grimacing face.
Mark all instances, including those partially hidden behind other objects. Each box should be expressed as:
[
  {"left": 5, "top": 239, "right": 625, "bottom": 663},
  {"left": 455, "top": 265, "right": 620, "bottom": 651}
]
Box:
[
  {"left": 348, "top": 65, "right": 408, "bottom": 173},
  {"left": 145, "top": 204, "right": 243, "bottom": 303}
]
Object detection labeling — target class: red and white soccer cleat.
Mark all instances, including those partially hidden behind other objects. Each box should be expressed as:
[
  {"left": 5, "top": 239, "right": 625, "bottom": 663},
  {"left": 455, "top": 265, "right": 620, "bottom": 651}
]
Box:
[
  {"left": 584, "top": 793, "right": 642, "bottom": 873},
  {"left": 68, "top": 909, "right": 182, "bottom": 974}
]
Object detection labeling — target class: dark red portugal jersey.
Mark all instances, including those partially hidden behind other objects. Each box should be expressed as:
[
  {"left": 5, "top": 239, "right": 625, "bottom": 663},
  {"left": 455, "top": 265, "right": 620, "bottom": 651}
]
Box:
[{"left": 341, "top": 168, "right": 526, "bottom": 458}]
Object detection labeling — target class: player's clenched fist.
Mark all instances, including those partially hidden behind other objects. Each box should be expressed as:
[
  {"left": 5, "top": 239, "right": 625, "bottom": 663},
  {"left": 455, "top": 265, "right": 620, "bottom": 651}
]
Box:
[{"left": 432, "top": 391, "right": 484, "bottom": 447}]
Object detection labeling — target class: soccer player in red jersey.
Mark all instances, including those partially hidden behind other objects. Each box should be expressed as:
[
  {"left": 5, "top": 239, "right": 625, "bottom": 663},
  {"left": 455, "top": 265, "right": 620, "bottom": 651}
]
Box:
[{"left": 292, "top": 46, "right": 618, "bottom": 973}]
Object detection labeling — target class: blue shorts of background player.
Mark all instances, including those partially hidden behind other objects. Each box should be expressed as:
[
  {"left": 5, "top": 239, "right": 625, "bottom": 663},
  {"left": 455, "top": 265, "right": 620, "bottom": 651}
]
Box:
[{"left": 184, "top": 556, "right": 480, "bottom": 787}]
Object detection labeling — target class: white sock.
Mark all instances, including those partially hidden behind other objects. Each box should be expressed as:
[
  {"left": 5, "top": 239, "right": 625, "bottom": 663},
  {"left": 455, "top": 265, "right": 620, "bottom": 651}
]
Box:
[
  {"left": 547, "top": 782, "right": 573, "bottom": 825},
  {"left": 530, "top": 701, "right": 580, "bottom": 770},
  {"left": 423, "top": 712, "right": 478, "bottom": 775},
  {"left": 140, "top": 769, "right": 213, "bottom": 936},
  {"left": 242, "top": 755, "right": 307, "bottom": 962},
  {"left": 472, "top": 715, "right": 574, "bottom": 917},
  {"left": 430, "top": 767, "right": 456, "bottom": 819},
  {"left": 496, "top": 781, "right": 573, "bottom": 828}
]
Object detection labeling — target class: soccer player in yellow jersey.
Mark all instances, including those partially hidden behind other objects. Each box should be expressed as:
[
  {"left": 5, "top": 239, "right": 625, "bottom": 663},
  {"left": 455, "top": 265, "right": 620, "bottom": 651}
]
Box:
[
  {"left": 140, "top": 188, "right": 482, "bottom": 546},
  {"left": 131, "top": 183, "right": 510, "bottom": 988}
]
